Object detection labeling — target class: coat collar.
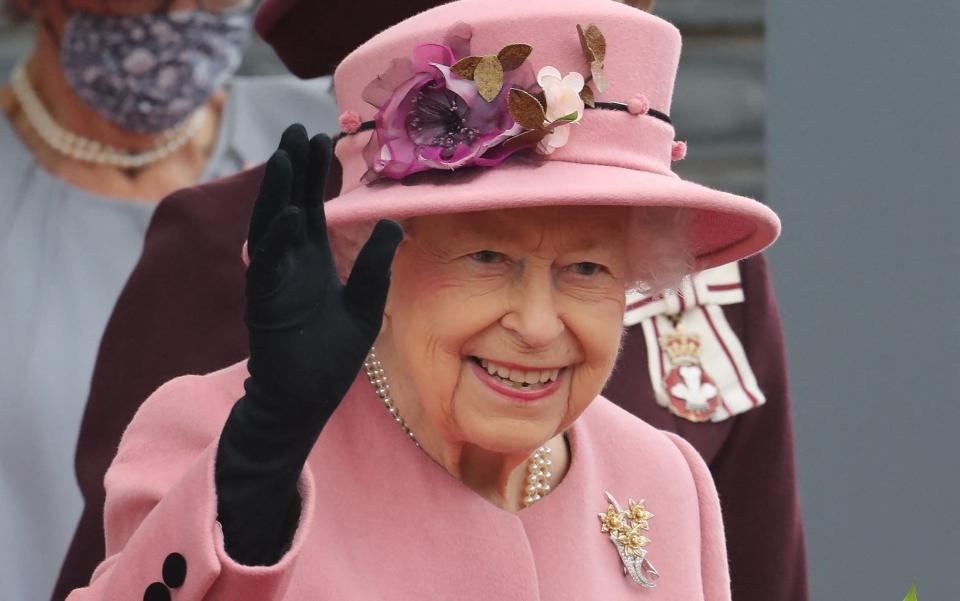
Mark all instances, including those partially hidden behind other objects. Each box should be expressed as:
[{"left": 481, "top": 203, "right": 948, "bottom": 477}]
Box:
[{"left": 294, "top": 374, "right": 701, "bottom": 599}]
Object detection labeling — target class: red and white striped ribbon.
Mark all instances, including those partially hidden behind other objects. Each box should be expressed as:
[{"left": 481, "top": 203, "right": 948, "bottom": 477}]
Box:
[{"left": 624, "top": 262, "right": 765, "bottom": 422}]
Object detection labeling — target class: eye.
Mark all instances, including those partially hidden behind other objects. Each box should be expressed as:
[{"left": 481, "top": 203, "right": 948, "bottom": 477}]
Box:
[
  {"left": 569, "top": 262, "right": 605, "bottom": 276},
  {"left": 470, "top": 250, "right": 507, "bottom": 264}
]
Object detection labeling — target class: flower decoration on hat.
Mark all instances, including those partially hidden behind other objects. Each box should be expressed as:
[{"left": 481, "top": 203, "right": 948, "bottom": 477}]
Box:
[
  {"left": 501, "top": 74, "right": 585, "bottom": 155},
  {"left": 531, "top": 67, "right": 586, "bottom": 154},
  {"left": 358, "top": 28, "right": 531, "bottom": 182},
  {"left": 577, "top": 23, "right": 608, "bottom": 94},
  {"left": 348, "top": 22, "right": 671, "bottom": 183}
]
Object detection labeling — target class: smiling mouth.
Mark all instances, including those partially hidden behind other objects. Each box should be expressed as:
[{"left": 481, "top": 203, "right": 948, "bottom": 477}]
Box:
[{"left": 468, "top": 356, "right": 563, "bottom": 391}]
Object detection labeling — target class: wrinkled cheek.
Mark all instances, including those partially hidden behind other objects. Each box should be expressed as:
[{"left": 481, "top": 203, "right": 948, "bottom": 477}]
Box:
[
  {"left": 590, "top": 306, "right": 629, "bottom": 364},
  {"left": 559, "top": 370, "right": 597, "bottom": 429},
  {"left": 569, "top": 335, "right": 622, "bottom": 414},
  {"left": 417, "top": 341, "right": 464, "bottom": 410}
]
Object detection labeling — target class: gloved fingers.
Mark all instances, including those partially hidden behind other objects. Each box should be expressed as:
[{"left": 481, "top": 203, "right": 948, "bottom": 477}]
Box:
[
  {"left": 344, "top": 220, "right": 404, "bottom": 326},
  {"left": 304, "top": 134, "right": 335, "bottom": 250},
  {"left": 248, "top": 149, "right": 292, "bottom": 252},
  {"left": 305, "top": 133, "right": 333, "bottom": 214},
  {"left": 279, "top": 123, "right": 310, "bottom": 208},
  {"left": 246, "top": 206, "right": 303, "bottom": 297}
]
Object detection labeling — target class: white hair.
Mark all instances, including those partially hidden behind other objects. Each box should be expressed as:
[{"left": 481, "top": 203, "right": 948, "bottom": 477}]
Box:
[{"left": 623, "top": 206, "right": 694, "bottom": 296}]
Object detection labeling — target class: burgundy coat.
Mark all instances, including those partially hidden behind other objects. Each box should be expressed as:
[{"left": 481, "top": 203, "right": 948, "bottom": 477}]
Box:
[{"left": 53, "top": 167, "right": 807, "bottom": 601}]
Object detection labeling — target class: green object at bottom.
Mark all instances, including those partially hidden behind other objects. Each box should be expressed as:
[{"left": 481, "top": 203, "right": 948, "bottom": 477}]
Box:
[{"left": 903, "top": 583, "right": 918, "bottom": 601}]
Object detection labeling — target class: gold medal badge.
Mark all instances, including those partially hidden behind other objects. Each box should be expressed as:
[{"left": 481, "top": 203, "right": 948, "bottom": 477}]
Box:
[{"left": 658, "top": 324, "right": 723, "bottom": 422}]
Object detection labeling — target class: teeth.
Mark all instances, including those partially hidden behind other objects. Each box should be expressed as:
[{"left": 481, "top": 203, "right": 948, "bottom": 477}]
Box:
[
  {"left": 506, "top": 369, "right": 528, "bottom": 384},
  {"left": 476, "top": 358, "right": 561, "bottom": 386}
]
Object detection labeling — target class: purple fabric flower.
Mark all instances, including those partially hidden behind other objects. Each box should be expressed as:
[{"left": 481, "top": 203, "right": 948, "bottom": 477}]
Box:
[{"left": 361, "top": 41, "right": 527, "bottom": 181}]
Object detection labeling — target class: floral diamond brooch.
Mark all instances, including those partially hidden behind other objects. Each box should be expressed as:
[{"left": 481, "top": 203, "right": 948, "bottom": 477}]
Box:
[{"left": 599, "top": 491, "right": 660, "bottom": 588}]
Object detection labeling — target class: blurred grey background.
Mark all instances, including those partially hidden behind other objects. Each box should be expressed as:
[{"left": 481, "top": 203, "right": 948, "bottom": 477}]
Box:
[
  {"left": 2, "top": 0, "right": 956, "bottom": 599},
  {"left": 767, "top": 1, "right": 959, "bottom": 600}
]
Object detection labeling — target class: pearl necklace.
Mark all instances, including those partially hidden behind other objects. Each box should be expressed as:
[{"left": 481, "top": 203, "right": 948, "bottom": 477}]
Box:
[
  {"left": 363, "top": 349, "right": 420, "bottom": 449},
  {"left": 363, "top": 347, "right": 554, "bottom": 507},
  {"left": 9, "top": 60, "right": 203, "bottom": 169}
]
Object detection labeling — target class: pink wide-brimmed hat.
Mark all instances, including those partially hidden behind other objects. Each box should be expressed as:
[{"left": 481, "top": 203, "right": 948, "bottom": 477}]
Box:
[{"left": 323, "top": 0, "right": 780, "bottom": 270}]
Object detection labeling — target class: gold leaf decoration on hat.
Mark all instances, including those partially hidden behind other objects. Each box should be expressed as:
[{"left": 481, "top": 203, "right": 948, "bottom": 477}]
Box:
[
  {"left": 577, "top": 23, "right": 609, "bottom": 93},
  {"left": 497, "top": 43, "right": 533, "bottom": 71},
  {"left": 504, "top": 85, "right": 584, "bottom": 151},
  {"left": 579, "top": 85, "right": 596, "bottom": 108},
  {"left": 474, "top": 55, "right": 505, "bottom": 102},
  {"left": 450, "top": 55, "right": 483, "bottom": 79},
  {"left": 592, "top": 67, "right": 609, "bottom": 93},
  {"left": 579, "top": 24, "right": 607, "bottom": 62},
  {"left": 503, "top": 89, "right": 550, "bottom": 149},
  {"left": 508, "top": 88, "right": 547, "bottom": 130},
  {"left": 502, "top": 127, "right": 548, "bottom": 149},
  {"left": 450, "top": 43, "right": 533, "bottom": 102}
]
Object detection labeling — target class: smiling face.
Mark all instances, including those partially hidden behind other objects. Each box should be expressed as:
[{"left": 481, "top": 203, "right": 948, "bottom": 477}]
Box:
[{"left": 380, "top": 205, "right": 632, "bottom": 455}]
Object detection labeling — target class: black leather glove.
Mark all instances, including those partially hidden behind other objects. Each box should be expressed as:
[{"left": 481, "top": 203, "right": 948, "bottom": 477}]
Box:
[{"left": 215, "top": 124, "right": 403, "bottom": 565}]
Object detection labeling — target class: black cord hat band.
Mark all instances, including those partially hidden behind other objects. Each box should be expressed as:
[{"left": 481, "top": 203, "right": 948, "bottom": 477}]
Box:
[
  {"left": 334, "top": 102, "right": 672, "bottom": 144},
  {"left": 591, "top": 101, "right": 672, "bottom": 124}
]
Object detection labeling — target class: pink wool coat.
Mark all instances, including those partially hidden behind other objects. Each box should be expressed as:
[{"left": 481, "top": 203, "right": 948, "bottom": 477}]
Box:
[{"left": 68, "top": 361, "right": 730, "bottom": 600}]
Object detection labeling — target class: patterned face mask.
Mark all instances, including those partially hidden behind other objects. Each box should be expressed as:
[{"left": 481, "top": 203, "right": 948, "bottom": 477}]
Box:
[{"left": 59, "top": 8, "right": 252, "bottom": 133}]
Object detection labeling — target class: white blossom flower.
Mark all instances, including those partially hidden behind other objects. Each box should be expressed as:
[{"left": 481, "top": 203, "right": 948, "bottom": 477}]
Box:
[
  {"left": 537, "top": 66, "right": 585, "bottom": 122},
  {"left": 537, "top": 125, "right": 572, "bottom": 155},
  {"left": 535, "top": 66, "right": 585, "bottom": 154}
]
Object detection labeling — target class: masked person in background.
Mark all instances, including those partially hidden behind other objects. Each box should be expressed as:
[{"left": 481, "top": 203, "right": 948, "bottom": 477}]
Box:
[
  {"left": 48, "top": 1, "right": 447, "bottom": 599},
  {"left": 0, "top": 1, "right": 340, "bottom": 598},
  {"left": 55, "top": 2, "right": 808, "bottom": 601}
]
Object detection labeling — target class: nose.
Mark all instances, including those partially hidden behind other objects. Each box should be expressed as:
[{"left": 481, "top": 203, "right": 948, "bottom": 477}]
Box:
[{"left": 500, "top": 269, "right": 565, "bottom": 348}]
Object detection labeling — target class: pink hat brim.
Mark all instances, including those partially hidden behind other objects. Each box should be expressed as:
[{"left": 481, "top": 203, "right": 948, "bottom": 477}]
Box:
[{"left": 324, "top": 158, "right": 780, "bottom": 271}]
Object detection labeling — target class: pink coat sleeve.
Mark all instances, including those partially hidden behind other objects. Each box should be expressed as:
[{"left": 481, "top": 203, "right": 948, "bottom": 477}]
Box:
[
  {"left": 663, "top": 431, "right": 732, "bottom": 601},
  {"left": 66, "top": 371, "right": 316, "bottom": 601}
]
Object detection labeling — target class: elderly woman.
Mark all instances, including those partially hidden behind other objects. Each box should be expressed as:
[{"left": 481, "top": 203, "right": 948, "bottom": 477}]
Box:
[{"left": 68, "top": 0, "right": 779, "bottom": 599}]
